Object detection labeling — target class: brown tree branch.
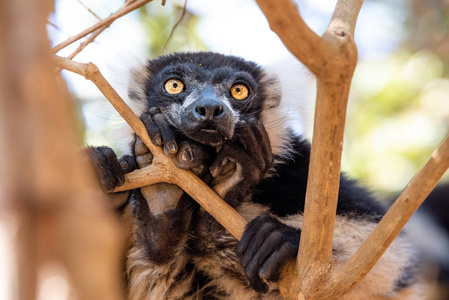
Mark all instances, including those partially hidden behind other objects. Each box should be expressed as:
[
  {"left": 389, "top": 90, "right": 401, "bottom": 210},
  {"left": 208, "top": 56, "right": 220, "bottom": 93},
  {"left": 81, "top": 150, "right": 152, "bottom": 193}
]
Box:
[
  {"left": 54, "top": 27, "right": 106, "bottom": 74},
  {"left": 52, "top": 55, "right": 248, "bottom": 240},
  {"left": 77, "top": 0, "right": 102, "bottom": 21},
  {"left": 257, "top": 0, "right": 362, "bottom": 299},
  {"left": 51, "top": 0, "right": 153, "bottom": 54}
]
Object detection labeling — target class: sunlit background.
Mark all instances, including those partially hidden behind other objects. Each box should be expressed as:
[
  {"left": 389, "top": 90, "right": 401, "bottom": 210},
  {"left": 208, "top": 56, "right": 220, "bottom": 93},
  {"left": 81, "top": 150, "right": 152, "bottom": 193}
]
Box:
[{"left": 1, "top": 0, "right": 448, "bottom": 299}]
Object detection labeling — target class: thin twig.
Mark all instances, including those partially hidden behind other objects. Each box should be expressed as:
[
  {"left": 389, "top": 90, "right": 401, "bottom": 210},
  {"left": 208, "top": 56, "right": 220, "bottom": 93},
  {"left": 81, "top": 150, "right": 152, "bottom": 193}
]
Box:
[
  {"left": 54, "top": 27, "right": 107, "bottom": 74},
  {"left": 52, "top": 0, "right": 153, "bottom": 54},
  {"left": 47, "top": 20, "right": 60, "bottom": 30},
  {"left": 162, "top": 0, "right": 188, "bottom": 52},
  {"left": 76, "top": 0, "right": 102, "bottom": 21}
]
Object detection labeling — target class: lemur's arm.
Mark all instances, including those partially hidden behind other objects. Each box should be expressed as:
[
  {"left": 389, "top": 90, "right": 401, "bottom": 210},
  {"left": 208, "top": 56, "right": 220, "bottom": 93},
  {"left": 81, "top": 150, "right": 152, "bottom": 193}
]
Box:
[{"left": 87, "top": 111, "right": 215, "bottom": 298}]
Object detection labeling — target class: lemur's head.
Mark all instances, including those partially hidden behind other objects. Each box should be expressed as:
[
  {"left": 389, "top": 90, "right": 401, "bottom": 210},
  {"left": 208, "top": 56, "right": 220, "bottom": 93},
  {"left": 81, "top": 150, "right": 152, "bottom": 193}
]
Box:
[
  {"left": 125, "top": 52, "right": 302, "bottom": 157},
  {"left": 128, "top": 52, "right": 280, "bottom": 147}
]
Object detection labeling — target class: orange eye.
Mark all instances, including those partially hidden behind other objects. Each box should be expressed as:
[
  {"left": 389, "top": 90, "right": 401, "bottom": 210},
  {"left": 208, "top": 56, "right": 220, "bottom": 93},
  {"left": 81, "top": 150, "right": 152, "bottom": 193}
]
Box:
[
  {"left": 230, "top": 84, "right": 249, "bottom": 100},
  {"left": 164, "top": 79, "right": 184, "bottom": 94}
]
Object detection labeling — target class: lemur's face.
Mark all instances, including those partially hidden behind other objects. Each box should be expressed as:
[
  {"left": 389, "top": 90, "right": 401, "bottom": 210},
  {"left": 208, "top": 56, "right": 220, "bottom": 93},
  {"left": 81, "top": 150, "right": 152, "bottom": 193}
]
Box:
[{"left": 143, "top": 53, "right": 267, "bottom": 147}]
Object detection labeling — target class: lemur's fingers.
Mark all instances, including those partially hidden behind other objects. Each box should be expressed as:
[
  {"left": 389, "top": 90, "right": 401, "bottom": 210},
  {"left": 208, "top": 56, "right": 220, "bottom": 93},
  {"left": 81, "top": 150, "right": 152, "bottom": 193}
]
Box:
[
  {"left": 136, "top": 152, "right": 153, "bottom": 169},
  {"left": 210, "top": 143, "right": 259, "bottom": 183},
  {"left": 237, "top": 214, "right": 300, "bottom": 290},
  {"left": 87, "top": 146, "right": 125, "bottom": 192},
  {"left": 134, "top": 138, "right": 153, "bottom": 169},
  {"left": 152, "top": 113, "right": 178, "bottom": 156},
  {"left": 134, "top": 137, "right": 149, "bottom": 156},
  {"left": 237, "top": 215, "right": 276, "bottom": 293},
  {"left": 252, "top": 119, "right": 273, "bottom": 173},
  {"left": 259, "top": 243, "right": 296, "bottom": 283},
  {"left": 238, "top": 118, "right": 265, "bottom": 171},
  {"left": 141, "top": 113, "right": 162, "bottom": 147}
]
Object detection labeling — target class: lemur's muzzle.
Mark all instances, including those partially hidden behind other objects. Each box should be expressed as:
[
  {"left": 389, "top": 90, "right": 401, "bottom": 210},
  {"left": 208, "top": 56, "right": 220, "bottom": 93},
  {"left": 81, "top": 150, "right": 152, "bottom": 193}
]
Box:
[
  {"left": 193, "top": 87, "right": 226, "bottom": 122},
  {"left": 181, "top": 85, "right": 234, "bottom": 146}
]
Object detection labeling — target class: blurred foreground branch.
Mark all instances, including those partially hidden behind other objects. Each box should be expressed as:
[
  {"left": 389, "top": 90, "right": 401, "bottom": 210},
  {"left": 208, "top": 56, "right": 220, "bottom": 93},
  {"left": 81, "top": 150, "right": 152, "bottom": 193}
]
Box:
[{"left": 0, "top": 1, "right": 125, "bottom": 299}]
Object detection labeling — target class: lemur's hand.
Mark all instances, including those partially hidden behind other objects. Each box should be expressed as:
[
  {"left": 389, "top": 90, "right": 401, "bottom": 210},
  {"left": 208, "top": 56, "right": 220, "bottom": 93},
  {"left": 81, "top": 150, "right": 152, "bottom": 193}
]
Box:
[
  {"left": 87, "top": 146, "right": 136, "bottom": 192},
  {"left": 209, "top": 118, "right": 273, "bottom": 206},
  {"left": 236, "top": 214, "right": 300, "bottom": 294},
  {"left": 135, "top": 129, "right": 212, "bottom": 178},
  {"left": 236, "top": 214, "right": 301, "bottom": 293},
  {"left": 140, "top": 107, "right": 178, "bottom": 156}
]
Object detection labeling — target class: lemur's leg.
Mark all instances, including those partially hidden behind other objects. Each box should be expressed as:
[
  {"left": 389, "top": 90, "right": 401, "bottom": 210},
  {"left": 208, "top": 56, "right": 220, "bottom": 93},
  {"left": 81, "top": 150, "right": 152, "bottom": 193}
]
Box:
[{"left": 126, "top": 110, "right": 213, "bottom": 299}]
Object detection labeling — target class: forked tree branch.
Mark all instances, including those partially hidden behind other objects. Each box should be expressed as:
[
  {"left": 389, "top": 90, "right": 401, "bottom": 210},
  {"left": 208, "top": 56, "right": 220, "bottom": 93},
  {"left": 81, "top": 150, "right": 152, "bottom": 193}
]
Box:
[{"left": 257, "top": 0, "right": 362, "bottom": 298}]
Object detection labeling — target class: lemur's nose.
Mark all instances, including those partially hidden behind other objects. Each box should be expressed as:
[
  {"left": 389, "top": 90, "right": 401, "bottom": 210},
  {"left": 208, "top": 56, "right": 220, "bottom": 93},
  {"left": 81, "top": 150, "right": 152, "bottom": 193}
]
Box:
[
  {"left": 194, "top": 100, "right": 225, "bottom": 121},
  {"left": 193, "top": 86, "right": 226, "bottom": 121}
]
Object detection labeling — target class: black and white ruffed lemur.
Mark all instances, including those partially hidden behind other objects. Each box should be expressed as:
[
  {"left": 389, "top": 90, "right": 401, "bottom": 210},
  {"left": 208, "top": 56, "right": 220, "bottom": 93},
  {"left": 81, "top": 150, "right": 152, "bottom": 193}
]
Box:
[{"left": 88, "top": 52, "right": 419, "bottom": 299}]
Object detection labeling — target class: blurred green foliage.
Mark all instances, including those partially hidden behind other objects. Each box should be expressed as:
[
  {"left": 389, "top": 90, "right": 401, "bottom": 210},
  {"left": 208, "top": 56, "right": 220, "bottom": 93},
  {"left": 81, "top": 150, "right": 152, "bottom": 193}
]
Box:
[
  {"left": 345, "top": 49, "right": 449, "bottom": 192},
  {"left": 138, "top": 0, "right": 206, "bottom": 57}
]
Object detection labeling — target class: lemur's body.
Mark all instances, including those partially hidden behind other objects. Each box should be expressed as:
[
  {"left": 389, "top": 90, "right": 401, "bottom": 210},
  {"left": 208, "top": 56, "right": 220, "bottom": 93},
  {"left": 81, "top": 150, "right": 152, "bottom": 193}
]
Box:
[{"left": 89, "top": 52, "right": 419, "bottom": 299}]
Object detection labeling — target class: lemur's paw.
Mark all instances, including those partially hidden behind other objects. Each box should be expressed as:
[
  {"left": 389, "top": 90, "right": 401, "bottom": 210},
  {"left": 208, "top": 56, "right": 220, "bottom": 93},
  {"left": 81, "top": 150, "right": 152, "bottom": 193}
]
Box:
[
  {"left": 141, "top": 107, "right": 178, "bottom": 156},
  {"left": 87, "top": 146, "right": 136, "bottom": 192},
  {"left": 209, "top": 118, "right": 273, "bottom": 201},
  {"left": 236, "top": 214, "right": 300, "bottom": 294},
  {"left": 173, "top": 141, "right": 212, "bottom": 177}
]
